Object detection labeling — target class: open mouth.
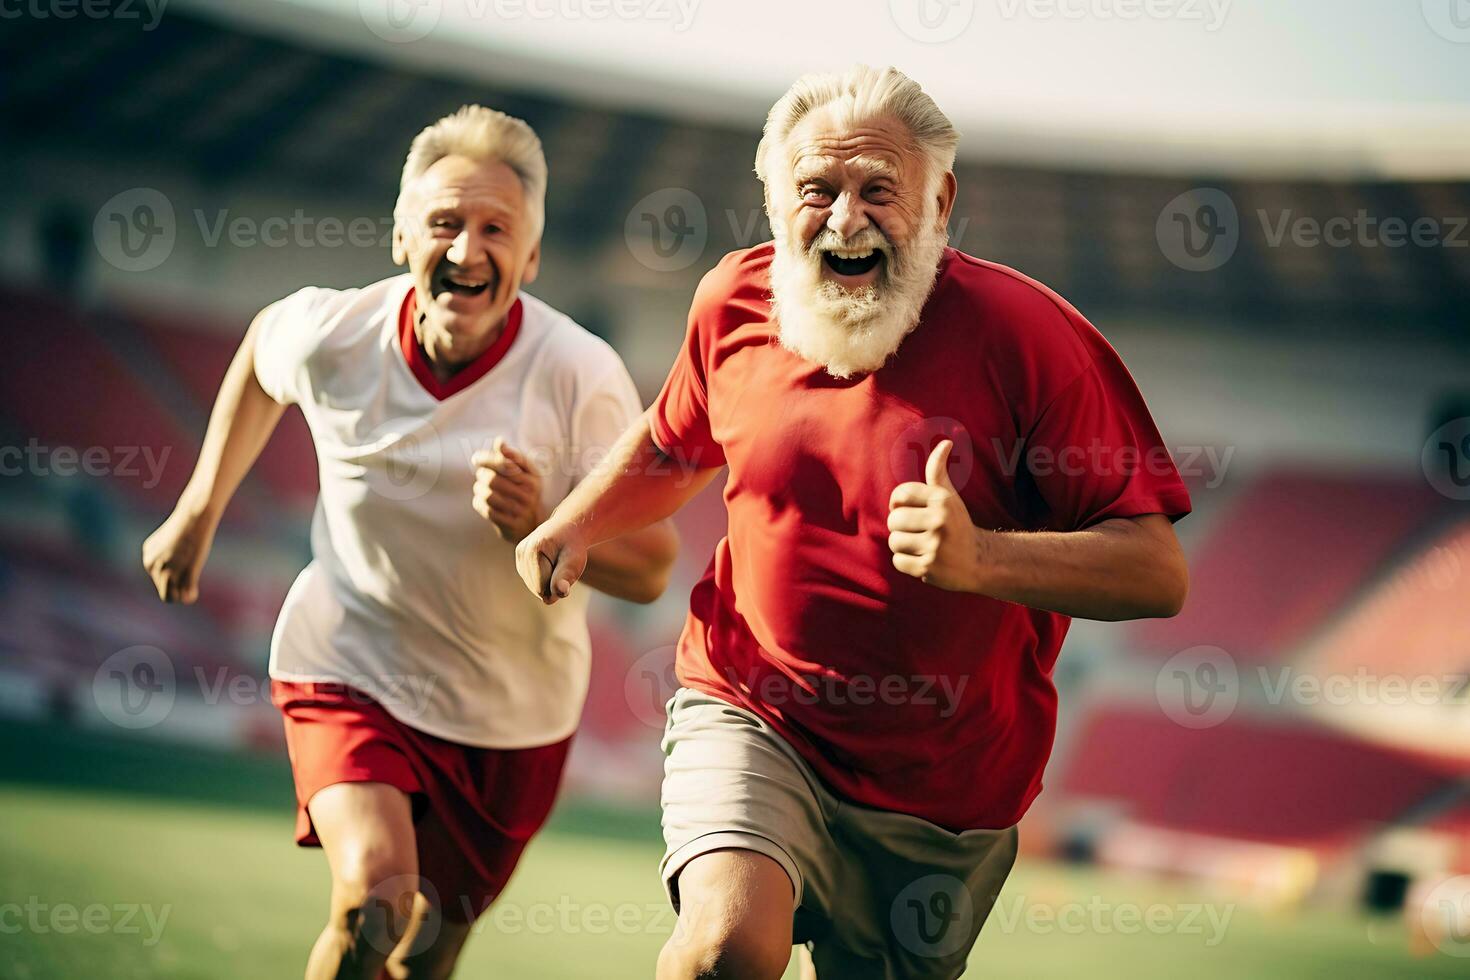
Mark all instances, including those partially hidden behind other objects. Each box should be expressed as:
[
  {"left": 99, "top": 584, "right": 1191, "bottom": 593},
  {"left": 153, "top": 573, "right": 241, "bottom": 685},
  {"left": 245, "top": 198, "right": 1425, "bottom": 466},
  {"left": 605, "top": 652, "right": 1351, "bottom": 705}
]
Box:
[
  {"left": 821, "top": 249, "right": 883, "bottom": 277},
  {"left": 436, "top": 268, "right": 492, "bottom": 298}
]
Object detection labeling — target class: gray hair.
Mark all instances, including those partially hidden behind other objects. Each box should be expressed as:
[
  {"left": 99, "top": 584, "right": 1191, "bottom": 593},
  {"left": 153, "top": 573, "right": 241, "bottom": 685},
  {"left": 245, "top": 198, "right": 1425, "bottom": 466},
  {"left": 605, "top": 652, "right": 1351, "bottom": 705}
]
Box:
[
  {"left": 755, "top": 66, "right": 958, "bottom": 196},
  {"left": 397, "top": 104, "right": 548, "bottom": 238}
]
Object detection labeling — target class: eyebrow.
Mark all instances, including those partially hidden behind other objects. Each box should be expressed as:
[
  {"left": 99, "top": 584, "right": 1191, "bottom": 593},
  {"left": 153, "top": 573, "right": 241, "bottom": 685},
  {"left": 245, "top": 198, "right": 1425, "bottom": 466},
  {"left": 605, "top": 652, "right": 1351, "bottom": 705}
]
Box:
[
  {"left": 423, "top": 201, "right": 514, "bottom": 222},
  {"left": 793, "top": 157, "right": 901, "bottom": 184}
]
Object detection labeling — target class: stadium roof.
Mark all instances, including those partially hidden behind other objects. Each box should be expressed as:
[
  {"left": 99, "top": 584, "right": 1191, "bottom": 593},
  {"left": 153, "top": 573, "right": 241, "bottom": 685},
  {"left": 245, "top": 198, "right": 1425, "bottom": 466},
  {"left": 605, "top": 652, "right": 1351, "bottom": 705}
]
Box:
[{"left": 179, "top": 0, "right": 1470, "bottom": 180}]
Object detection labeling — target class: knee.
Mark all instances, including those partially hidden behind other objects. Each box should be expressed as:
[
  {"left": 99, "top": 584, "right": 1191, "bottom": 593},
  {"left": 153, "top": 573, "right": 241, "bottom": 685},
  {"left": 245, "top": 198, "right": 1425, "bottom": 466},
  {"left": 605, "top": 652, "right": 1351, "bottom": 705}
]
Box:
[
  {"left": 662, "top": 919, "right": 790, "bottom": 980},
  {"left": 329, "top": 849, "right": 419, "bottom": 939}
]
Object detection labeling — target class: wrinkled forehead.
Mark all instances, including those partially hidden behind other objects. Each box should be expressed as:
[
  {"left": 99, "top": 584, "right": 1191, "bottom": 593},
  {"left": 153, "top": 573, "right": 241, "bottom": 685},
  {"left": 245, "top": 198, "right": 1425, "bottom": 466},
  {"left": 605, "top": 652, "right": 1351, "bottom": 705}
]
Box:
[
  {"left": 782, "top": 106, "right": 916, "bottom": 185},
  {"left": 401, "top": 154, "right": 527, "bottom": 216}
]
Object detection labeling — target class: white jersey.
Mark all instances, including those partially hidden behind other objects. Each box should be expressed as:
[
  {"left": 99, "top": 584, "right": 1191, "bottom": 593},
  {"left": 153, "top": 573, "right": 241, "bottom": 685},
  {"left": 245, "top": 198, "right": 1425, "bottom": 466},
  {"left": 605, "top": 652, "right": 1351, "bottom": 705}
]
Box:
[{"left": 254, "top": 274, "right": 642, "bottom": 748}]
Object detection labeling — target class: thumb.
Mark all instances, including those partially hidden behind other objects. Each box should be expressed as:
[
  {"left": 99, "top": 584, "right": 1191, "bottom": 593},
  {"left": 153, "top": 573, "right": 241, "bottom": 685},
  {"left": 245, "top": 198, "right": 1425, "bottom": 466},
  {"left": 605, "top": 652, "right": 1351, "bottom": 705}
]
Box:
[
  {"left": 540, "top": 550, "right": 579, "bottom": 601},
  {"left": 925, "top": 439, "right": 956, "bottom": 491}
]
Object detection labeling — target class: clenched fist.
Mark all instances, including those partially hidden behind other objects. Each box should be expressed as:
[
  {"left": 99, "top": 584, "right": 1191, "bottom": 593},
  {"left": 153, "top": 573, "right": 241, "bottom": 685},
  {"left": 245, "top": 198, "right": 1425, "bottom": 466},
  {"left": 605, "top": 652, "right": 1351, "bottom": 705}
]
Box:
[
  {"left": 887, "top": 440, "right": 979, "bottom": 591},
  {"left": 142, "top": 506, "right": 217, "bottom": 604},
  {"left": 515, "top": 519, "right": 588, "bottom": 605},
  {"left": 471, "top": 437, "right": 545, "bottom": 542}
]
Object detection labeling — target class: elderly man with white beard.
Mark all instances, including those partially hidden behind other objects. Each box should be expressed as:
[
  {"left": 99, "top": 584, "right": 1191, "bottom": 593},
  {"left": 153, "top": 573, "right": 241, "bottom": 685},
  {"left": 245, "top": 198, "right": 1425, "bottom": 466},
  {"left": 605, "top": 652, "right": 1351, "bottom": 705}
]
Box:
[{"left": 517, "top": 66, "right": 1192, "bottom": 979}]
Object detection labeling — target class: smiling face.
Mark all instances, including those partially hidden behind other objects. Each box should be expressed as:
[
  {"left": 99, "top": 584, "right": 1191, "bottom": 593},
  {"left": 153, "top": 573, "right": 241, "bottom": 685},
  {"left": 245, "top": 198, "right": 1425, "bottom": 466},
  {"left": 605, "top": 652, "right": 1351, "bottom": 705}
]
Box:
[
  {"left": 766, "top": 105, "right": 957, "bottom": 379},
  {"left": 392, "top": 153, "right": 541, "bottom": 371}
]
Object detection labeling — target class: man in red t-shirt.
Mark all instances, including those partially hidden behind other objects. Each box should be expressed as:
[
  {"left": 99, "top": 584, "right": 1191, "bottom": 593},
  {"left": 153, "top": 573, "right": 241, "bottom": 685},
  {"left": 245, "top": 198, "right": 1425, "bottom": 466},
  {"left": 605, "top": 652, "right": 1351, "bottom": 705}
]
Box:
[{"left": 518, "top": 66, "right": 1191, "bottom": 979}]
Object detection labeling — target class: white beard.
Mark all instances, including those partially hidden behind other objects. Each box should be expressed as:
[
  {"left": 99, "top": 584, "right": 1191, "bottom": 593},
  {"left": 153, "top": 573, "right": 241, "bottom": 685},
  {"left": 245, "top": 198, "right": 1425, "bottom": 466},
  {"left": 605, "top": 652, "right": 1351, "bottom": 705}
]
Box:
[{"left": 769, "top": 205, "right": 947, "bottom": 379}]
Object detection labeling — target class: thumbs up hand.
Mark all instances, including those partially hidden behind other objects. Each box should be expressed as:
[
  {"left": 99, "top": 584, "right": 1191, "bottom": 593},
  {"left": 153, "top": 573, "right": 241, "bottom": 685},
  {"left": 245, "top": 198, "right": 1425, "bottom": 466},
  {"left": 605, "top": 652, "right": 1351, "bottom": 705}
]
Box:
[{"left": 887, "top": 440, "right": 980, "bottom": 591}]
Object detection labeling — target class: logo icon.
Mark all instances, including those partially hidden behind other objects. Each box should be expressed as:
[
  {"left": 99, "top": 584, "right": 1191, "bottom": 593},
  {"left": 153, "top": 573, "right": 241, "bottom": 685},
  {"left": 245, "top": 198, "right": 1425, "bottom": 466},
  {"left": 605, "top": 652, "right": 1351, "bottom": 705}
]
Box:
[
  {"left": 889, "top": 0, "right": 975, "bottom": 43},
  {"left": 889, "top": 417, "right": 975, "bottom": 489},
  {"left": 624, "top": 188, "right": 708, "bottom": 273},
  {"left": 360, "top": 0, "right": 442, "bottom": 43},
  {"left": 93, "top": 188, "right": 175, "bottom": 273},
  {"left": 1156, "top": 188, "right": 1239, "bottom": 272},
  {"left": 1420, "top": 875, "right": 1470, "bottom": 957},
  {"left": 363, "top": 874, "right": 441, "bottom": 956},
  {"left": 624, "top": 645, "right": 680, "bottom": 730},
  {"left": 364, "top": 418, "right": 443, "bottom": 501},
  {"left": 1423, "top": 0, "right": 1470, "bottom": 42},
  {"left": 1156, "top": 645, "right": 1238, "bottom": 729},
  {"left": 891, "top": 874, "right": 973, "bottom": 958},
  {"left": 93, "top": 645, "right": 176, "bottom": 730},
  {"left": 1422, "top": 417, "right": 1470, "bottom": 501}
]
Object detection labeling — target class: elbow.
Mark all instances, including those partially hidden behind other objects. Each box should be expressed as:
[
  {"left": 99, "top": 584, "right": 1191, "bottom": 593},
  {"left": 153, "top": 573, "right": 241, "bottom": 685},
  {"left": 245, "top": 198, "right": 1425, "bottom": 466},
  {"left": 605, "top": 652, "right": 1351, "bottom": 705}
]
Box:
[
  {"left": 623, "top": 567, "right": 672, "bottom": 605},
  {"left": 622, "top": 522, "right": 680, "bottom": 605},
  {"left": 1149, "top": 554, "right": 1190, "bottom": 619}
]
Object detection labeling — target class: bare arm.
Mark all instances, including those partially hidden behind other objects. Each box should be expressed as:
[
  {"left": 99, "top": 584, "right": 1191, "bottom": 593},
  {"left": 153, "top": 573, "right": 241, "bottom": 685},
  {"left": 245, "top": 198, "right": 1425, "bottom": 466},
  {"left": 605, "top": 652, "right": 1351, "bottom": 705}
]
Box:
[
  {"left": 888, "top": 441, "right": 1188, "bottom": 621},
  {"left": 142, "top": 308, "right": 287, "bottom": 603},
  {"left": 579, "top": 521, "right": 680, "bottom": 605},
  {"left": 962, "top": 515, "right": 1187, "bottom": 620},
  {"left": 514, "top": 412, "right": 720, "bottom": 603}
]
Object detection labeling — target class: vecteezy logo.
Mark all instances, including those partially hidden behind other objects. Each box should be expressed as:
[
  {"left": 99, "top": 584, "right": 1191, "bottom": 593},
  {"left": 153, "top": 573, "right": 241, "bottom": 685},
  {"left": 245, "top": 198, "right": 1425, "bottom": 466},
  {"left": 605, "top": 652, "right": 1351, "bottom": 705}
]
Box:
[
  {"left": 889, "top": 417, "right": 975, "bottom": 489},
  {"left": 891, "top": 874, "right": 973, "bottom": 958},
  {"left": 889, "top": 0, "right": 975, "bottom": 43},
  {"left": 1156, "top": 645, "right": 1238, "bottom": 729},
  {"left": 1422, "top": 0, "right": 1470, "bottom": 43},
  {"left": 364, "top": 417, "right": 443, "bottom": 501},
  {"left": 93, "top": 188, "right": 176, "bottom": 272},
  {"left": 1422, "top": 417, "right": 1470, "bottom": 501},
  {"left": 624, "top": 188, "right": 708, "bottom": 273},
  {"left": 363, "top": 874, "right": 440, "bottom": 956},
  {"left": 1420, "top": 875, "right": 1470, "bottom": 957},
  {"left": 360, "top": 0, "right": 442, "bottom": 43},
  {"left": 624, "top": 645, "right": 680, "bottom": 729},
  {"left": 93, "top": 645, "right": 176, "bottom": 730},
  {"left": 1156, "top": 188, "right": 1239, "bottom": 272}
]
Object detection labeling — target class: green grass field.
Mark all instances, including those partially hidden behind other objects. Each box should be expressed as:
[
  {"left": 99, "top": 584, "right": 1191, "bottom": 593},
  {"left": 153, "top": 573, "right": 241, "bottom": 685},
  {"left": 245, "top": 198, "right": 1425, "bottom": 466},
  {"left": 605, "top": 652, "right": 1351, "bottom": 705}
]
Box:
[{"left": 0, "top": 718, "right": 1459, "bottom": 979}]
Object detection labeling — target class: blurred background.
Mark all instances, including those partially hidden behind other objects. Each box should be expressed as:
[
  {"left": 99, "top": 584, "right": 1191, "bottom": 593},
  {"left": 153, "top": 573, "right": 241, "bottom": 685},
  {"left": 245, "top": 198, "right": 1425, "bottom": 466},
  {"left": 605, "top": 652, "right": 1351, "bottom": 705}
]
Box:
[{"left": 2, "top": 1, "right": 1468, "bottom": 977}]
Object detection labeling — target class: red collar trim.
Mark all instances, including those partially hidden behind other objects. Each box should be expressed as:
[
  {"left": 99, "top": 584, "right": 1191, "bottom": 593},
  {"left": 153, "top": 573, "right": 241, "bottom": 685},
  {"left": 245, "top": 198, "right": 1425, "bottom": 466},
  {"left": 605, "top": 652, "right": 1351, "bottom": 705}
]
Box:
[{"left": 398, "top": 287, "right": 523, "bottom": 401}]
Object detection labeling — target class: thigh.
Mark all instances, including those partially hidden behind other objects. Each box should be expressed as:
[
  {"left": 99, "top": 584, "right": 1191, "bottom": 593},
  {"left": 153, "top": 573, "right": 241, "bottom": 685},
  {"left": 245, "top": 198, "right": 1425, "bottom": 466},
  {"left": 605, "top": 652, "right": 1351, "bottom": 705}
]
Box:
[
  {"left": 814, "top": 817, "right": 1019, "bottom": 980},
  {"left": 308, "top": 781, "right": 420, "bottom": 901},
  {"left": 674, "top": 848, "right": 796, "bottom": 944},
  {"left": 663, "top": 847, "right": 796, "bottom": 978},
  {"left": 659, "top": 688, "right": 837, "bottom": 922}
]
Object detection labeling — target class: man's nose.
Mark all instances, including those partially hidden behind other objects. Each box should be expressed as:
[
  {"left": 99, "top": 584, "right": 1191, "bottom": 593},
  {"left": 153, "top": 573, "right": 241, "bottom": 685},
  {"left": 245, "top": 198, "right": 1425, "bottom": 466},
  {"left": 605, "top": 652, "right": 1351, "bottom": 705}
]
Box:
[
  {"left": 445, "top": 230, "right": 485, "bottom": 267},
  {"left": 826, "top": 193, "right": 871, "bottom": 241}
]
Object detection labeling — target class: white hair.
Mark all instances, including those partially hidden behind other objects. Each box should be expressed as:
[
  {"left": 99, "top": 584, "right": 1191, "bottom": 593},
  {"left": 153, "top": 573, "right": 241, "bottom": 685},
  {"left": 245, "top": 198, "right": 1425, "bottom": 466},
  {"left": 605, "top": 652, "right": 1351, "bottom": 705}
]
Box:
[
  {"left": 397, "top": 104, "right": 548, "bottom": 238},
  {"left": 754, "top": 65, "right": 958, "bottom": 197}
]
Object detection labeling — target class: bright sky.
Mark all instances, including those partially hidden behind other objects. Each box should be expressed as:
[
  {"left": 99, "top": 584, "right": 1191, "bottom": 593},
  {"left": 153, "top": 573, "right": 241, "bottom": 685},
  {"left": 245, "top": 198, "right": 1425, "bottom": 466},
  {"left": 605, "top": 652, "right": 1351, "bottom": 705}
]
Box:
[{"left": 181, "top": 0, "right": 1470, "bottom": 176}]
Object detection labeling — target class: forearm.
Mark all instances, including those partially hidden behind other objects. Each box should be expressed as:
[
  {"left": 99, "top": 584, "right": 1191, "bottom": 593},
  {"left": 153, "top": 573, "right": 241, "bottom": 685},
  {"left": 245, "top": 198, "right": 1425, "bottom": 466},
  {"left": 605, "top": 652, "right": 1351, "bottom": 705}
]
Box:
[
  {"left": 548, "top": 412, "right": 718, "bottom": 547},
  {"left": 581, "top": 521, "right": 679, "bottom": 604},
  {"left": 175, "top": 316, "right": 287, "bottom": 524},
  {"left": 966, "top": 515, "right": 1188, "bottom": 621}
]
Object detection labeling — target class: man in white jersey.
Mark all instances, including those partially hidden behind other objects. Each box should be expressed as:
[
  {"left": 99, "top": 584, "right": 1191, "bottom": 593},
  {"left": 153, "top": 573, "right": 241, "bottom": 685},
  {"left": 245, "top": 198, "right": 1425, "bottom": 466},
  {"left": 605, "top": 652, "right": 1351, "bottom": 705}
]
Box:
[{"left": 142, "top": 105, "right": 678, "bottom": 979}]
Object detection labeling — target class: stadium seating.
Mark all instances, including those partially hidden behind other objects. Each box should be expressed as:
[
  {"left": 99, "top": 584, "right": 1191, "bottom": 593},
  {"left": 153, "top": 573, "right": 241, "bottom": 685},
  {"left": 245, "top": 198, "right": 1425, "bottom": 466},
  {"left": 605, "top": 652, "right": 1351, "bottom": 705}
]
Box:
[{"left": 1129, "top": 468, "right": 1451, "bottom": 663}]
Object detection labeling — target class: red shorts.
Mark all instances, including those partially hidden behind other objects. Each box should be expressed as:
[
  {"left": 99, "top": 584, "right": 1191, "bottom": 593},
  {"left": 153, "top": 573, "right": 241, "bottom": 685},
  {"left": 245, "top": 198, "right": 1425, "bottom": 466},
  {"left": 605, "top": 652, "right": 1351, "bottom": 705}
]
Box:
[{"left": 272, "top": 680, "right": 571, "bottom": 923}]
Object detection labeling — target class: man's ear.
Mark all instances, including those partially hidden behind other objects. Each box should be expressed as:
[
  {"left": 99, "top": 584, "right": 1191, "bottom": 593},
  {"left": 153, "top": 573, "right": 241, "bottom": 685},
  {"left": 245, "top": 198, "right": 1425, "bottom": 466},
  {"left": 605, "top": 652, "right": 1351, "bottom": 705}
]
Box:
[
  {"left": 521, "top": 239, "right": 542, "bottom": 285},
  {"left": 935, "top": 170, "right": 958, "bottom": 230},
  {"left": 391, "top": 221, "right": 407, "bottom": 267}
]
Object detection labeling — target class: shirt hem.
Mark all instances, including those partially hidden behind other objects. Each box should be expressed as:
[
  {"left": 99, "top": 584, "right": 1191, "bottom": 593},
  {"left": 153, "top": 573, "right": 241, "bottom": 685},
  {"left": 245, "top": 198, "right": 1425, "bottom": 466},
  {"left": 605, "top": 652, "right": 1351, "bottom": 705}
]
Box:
[{"left": 268, "top": 668, "right": 580, "bottom": 750}]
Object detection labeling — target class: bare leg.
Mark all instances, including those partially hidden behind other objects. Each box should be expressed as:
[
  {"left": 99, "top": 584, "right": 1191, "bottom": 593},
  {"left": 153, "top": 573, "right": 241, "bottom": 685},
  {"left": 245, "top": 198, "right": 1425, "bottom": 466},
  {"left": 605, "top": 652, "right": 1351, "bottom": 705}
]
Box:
[
  {"left": 382, "top": 892, "right": 473, "bottom": 980},
  {"left": 304, "top": 782, "right": 420, "bottom": 980},
  {"left": 657, "top": 849, "right": 794, "bottom": 980}
]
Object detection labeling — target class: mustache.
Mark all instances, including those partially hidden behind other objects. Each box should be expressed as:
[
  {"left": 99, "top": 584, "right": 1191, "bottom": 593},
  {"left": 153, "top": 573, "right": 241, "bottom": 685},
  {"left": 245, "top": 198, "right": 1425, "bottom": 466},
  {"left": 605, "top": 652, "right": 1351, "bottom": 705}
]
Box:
[{"left": 804, "top": 226, "right": 895, "bottom": 258}]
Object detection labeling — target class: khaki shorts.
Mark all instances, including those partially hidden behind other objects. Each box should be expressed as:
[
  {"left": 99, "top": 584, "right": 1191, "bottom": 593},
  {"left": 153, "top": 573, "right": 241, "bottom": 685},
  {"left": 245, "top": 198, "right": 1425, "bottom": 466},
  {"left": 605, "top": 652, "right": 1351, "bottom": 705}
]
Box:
[{"left": 660, "top": 688, "right": 1019, "bottom": 980}]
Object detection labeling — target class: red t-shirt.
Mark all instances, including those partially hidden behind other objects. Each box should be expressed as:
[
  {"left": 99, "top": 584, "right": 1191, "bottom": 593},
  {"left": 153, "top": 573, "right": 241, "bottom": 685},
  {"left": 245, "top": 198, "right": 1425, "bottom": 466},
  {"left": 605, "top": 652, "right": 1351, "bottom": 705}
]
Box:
[{"left": 651, "top": 243, "right": 1192, "bottom": 830}]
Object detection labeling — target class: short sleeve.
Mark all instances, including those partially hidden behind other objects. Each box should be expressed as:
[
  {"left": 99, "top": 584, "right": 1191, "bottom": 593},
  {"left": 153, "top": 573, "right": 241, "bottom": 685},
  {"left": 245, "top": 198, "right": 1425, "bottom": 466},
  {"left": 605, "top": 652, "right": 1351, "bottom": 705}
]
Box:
[
  {"left": 252, "top": 287, "right": 332, "bottom": 406},
  {"left": 569, "top": 354, "right": 643, "bottom": 485},
  {"left": 1025, "top": 323, "right": 1192, "bottom": 531},
  {"left": 649, "top": 271, "right": 726, "bottom": 469}
]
